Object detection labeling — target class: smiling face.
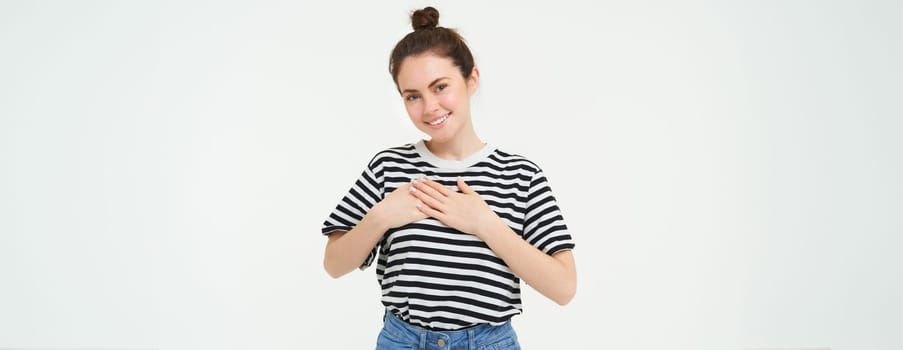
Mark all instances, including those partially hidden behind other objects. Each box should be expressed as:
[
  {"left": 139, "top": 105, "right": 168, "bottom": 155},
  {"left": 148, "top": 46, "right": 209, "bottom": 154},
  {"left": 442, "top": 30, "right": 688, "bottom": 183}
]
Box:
[{"left": 396, "top": 53, "right": 479, "bottom": 144}]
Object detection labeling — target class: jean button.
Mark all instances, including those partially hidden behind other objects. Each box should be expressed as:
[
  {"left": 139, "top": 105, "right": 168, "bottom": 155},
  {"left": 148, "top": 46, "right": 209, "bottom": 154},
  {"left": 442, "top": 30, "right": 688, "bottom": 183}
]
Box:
[{"left": 437, "top": 338, "right": 446, "bottom": 347}]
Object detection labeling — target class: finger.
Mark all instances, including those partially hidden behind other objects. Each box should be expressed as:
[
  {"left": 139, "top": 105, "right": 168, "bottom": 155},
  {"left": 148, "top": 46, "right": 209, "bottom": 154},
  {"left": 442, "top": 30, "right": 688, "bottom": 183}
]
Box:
[
  {"left": 456, "top": 176, "right": 475, "bottom": 194},
  {"left": 411, "top": 187, "right": 445, "bottom": 211},
  {"left": 396, "top": 183, "right": 411, "bottom": 194},
  {"left": 420, "top": 177, "right": 455, "bottom": 196},
  {"left": 413, "top": 178, "right": 448, "bottom": 201},
  {"left": 416, "top": 199, "right": 445, "bottom": 220}
]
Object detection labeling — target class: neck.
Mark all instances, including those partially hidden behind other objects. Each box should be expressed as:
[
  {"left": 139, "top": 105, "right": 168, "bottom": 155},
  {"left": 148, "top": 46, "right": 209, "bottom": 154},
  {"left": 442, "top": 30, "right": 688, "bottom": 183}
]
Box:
[{"left": 424, "top": 126, "right": 484, "bottom": 161}]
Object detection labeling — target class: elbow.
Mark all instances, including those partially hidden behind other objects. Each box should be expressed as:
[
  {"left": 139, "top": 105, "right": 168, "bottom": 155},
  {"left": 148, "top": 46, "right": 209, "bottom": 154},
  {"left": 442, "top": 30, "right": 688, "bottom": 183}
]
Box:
[
  {"left": 548, "top": 249, "right": 577, "bottom": 306},
  {"left": 323, "top": 259, "right": 347, "bottom": 279},
  {"left": 325, "top": 267, "right": 343, "bottom": 279},
  {"left": 554, "top": 280, "right": 577, "bottom": 306},
  {"left": 554, "top": 288, "right": 576, "bottom": 306}
]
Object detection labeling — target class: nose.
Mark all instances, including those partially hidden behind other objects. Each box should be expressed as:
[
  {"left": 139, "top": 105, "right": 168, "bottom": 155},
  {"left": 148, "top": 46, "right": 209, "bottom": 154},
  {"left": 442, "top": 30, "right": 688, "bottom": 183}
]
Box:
[{"left": 422, "top": 93, "right": 440, "bottom": 114}]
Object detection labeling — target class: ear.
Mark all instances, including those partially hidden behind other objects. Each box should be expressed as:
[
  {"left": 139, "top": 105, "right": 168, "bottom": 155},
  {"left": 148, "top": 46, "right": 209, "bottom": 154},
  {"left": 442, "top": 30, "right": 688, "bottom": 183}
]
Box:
[{"left": 467, "top": 66, "right": 480, "bottom": 96}]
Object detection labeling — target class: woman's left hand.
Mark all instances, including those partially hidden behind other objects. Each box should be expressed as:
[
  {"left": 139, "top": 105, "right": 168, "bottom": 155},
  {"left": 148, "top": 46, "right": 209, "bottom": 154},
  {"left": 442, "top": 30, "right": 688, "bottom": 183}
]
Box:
[{"left": 409, "top": 176, "right": 501, "bottom": 238}]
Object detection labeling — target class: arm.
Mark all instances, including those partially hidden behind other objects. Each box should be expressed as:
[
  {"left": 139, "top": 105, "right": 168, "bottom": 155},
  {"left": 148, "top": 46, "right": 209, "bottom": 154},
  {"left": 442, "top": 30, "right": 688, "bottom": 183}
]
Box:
[
  {"left": 477, "top": 219, "right": 576, "bottom": 305},
  {"left": 323, "top": 215, "right": 388, "bottom": 278},
  {"left": 323, "top": 182, "right": 426, "bottom": 278},
  {"left": 410, "top": 177, "right": 577, "bottom": 305}
]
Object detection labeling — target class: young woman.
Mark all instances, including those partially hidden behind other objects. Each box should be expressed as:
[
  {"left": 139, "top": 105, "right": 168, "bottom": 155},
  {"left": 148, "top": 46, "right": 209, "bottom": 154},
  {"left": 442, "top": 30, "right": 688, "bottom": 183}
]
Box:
[{"left": 321, "top": 7, "right": 576, "bottom": 349}]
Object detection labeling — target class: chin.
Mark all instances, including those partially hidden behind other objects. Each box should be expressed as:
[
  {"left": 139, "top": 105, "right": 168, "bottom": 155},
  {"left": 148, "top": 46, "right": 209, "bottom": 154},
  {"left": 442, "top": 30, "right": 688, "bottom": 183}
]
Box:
[{"left": 425, "top": 133, "right": 453, "bottom": 144}]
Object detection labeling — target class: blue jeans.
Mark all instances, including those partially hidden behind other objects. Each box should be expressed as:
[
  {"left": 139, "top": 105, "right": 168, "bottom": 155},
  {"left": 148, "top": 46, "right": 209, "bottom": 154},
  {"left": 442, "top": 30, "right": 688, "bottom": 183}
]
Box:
[{"left": 376, "top": 311, "right": 521, "bottom": 350}]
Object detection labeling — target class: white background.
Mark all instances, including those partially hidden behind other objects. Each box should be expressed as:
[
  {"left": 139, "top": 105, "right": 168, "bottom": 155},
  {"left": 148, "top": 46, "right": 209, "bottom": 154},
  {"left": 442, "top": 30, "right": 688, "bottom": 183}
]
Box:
[{"left": 1, "top": 0, "right": 901, "bottom": 349}]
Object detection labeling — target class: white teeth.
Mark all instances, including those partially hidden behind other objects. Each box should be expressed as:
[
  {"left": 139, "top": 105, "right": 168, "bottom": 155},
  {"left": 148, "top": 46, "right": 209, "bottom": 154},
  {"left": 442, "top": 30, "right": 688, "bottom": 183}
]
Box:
[{"left": 429, "top": 114, "right": 449, "bottom": 126}]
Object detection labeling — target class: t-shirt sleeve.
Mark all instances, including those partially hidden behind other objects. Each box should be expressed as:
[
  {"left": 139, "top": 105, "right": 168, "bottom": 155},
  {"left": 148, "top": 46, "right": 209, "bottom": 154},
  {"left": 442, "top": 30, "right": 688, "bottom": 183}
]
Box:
[
  {"left": 320, "top": 155, "right": 384, "bottom": 269},
  {"left": 523, "top": 170, "right": 575, "bottom": 255}
]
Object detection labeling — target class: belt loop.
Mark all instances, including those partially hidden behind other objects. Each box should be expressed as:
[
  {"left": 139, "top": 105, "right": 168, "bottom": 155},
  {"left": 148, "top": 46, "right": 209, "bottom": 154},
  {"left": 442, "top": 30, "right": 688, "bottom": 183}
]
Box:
[
  {"left": 468, "top": 327, "right": 476, "bottom": 350},
  {"left": 420, "top": 329, "right": 427, "bottom": 350}
]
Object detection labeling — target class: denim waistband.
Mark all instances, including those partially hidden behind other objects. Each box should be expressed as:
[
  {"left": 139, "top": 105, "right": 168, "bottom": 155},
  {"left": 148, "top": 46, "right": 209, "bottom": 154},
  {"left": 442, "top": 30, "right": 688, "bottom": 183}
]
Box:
[{"left": 378, "top": 310, "right": 519, "bottom": 350}]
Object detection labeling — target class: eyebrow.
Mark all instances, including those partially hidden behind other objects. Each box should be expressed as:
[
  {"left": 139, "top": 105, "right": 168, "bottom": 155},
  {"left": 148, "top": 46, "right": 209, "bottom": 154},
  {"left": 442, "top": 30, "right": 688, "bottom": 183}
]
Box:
[{"left": 401, "top": 77, "right": 448, "bottom": 94}]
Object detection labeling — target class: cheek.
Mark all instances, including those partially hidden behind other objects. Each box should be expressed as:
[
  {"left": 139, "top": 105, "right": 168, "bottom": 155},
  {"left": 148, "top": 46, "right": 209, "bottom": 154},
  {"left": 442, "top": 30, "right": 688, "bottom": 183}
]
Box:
[
  {"left": 439, "top": 93, "right": 459, "bottom": 109},
  {"left": 404, "top": 102, "right": 421, "bottom": 121}
]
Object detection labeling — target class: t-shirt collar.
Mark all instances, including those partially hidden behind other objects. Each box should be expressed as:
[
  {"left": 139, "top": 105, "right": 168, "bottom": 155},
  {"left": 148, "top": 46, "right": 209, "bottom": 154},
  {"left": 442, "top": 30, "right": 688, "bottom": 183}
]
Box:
[{"left": 413, "top": 139, "right": 495, "bottom": 169}]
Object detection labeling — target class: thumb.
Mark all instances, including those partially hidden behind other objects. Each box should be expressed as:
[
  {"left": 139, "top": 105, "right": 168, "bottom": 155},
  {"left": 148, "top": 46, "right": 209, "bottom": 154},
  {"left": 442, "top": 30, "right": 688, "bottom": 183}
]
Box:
[{"left": 457, "top": 176, "right": 475, "bottom": 194}]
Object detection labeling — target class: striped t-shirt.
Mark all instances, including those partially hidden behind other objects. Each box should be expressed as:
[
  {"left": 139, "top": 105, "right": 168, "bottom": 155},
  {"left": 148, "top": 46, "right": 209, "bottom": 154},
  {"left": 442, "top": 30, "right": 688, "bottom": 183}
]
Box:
[{"left": 321, "top": 140, "right": 575, "bottom": 330}]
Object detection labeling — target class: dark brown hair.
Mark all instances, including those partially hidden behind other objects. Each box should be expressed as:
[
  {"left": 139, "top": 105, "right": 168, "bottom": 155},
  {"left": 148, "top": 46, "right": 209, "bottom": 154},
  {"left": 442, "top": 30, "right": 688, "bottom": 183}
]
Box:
[{"left": 389, "top": 7, "right": 476, "bottom": 88}]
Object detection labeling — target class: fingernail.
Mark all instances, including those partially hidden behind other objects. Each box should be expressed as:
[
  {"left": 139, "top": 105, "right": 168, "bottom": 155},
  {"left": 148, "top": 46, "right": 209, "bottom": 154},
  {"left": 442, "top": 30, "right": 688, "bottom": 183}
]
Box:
[
  {"left": 409, "top": 186, "right": 417, "bottom": 193},
  {"left": 415, "top": 202, "right": 422, "bottom": 209}
]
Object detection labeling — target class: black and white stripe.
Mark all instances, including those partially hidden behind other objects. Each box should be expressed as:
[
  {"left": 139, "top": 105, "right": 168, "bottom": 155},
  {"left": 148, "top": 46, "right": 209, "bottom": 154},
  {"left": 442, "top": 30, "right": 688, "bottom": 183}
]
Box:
[{"left": 322, "top": 140, "right": 574, "bottom": 330}]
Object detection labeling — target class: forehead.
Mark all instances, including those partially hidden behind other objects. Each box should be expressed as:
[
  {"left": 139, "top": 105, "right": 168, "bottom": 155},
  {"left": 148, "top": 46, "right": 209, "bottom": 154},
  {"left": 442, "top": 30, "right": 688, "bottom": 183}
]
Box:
[{"left": 396, "top": 53, "right": 459, "bottom": 89}]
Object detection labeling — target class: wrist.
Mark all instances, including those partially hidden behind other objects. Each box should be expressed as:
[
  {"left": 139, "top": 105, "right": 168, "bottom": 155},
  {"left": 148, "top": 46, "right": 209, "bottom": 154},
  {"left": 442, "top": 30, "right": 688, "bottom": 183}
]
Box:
[
  {"left": 476, "top": 216, "right": 508, "bottom": 240},
  {"left": 362, "top": 204, "right": 390, "bottom": 233}
]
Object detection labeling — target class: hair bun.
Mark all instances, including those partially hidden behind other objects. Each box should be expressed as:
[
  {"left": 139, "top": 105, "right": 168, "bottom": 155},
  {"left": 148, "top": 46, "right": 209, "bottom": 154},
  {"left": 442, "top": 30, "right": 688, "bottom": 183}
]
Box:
[{"left": 411, "top": 7, "right": 440, "bottom": 30}]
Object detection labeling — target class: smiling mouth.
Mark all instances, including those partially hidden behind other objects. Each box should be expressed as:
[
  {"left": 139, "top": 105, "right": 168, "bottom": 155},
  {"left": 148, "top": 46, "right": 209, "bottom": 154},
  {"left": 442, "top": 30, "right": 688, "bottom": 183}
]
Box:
[{"left": 427, "top": 113, "right": 450, "bottom": 127}]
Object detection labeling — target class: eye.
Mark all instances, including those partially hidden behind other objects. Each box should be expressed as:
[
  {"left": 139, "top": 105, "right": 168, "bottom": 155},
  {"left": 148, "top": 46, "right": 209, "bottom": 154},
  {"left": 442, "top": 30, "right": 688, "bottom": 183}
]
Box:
[
  {"left": 434, "top": 84, "right": 448, "bottom": 92},
  {"left": 405, "top": 94, "right": 420, "bottom": 102}
]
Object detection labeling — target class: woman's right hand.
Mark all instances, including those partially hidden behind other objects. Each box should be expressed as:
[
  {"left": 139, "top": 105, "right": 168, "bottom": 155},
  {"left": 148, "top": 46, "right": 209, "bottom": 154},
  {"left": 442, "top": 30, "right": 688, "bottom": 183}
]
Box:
[{"left": 367, "top": 183, "right": 428, "bottom": 230}]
